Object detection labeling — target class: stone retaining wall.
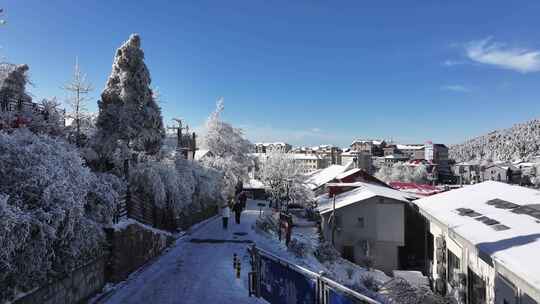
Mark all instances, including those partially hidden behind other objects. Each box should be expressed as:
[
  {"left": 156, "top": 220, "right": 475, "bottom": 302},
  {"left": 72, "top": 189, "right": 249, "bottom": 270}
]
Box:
[{"left": 14, "top": 258, "right": 106, "bottom": 304}]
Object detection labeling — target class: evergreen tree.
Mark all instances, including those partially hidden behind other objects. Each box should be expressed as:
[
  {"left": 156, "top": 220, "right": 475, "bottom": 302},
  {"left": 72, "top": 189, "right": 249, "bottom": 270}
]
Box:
[{"left": 94, "top": 34, "right": 164, "bottom": 163}]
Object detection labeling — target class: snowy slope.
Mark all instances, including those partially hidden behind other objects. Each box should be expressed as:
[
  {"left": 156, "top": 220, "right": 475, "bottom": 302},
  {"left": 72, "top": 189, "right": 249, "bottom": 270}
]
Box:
[{"left": 450, "top": 118, "right": 540, "bottom": 162}]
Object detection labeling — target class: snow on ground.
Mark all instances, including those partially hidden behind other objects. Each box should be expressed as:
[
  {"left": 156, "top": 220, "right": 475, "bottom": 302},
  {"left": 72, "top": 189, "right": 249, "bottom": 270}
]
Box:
[
  {"left": 97, "top": 200, "right": 390, "bottom": 304},
  {"left": 98, "top": 202, "right": 267, "bottom": 304},
  {"left": 113, "top": 218, "right": 173, "bottom": 236}
]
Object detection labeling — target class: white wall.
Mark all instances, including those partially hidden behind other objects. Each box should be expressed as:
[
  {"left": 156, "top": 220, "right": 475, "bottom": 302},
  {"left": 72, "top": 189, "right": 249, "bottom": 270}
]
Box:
[
  {"left": 320, "top": 197, "right": 404, "bottom": 273},
  {"left": 376, "top": 201, "right": 404, "bottom": 244}
]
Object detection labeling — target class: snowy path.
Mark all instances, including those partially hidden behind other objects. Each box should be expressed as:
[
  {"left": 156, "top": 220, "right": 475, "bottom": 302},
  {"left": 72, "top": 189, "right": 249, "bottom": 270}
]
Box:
[{"left": 99, "top": 201, "right": 268, "bottom": 304}]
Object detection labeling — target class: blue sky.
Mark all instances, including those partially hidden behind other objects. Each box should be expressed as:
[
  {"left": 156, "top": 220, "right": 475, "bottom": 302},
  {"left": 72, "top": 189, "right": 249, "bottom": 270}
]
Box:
[{"left": 2, "top": 1, "right": 540, "bottom": 147}]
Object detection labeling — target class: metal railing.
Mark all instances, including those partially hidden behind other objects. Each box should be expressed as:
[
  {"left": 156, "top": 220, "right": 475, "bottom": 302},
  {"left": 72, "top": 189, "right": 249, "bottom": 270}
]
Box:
[{"left": 248, "top": 245, "right": 380, "bottom": 304}]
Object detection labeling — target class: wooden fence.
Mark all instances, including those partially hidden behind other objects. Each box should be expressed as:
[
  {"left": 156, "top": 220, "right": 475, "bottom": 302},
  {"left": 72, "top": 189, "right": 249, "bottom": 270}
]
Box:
[{"left": 113, "top": 190, "right": 177, "bottom": 232}]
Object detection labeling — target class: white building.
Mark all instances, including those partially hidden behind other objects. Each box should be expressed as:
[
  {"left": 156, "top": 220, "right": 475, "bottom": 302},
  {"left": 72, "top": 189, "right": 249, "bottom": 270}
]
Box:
[
  {"left": 292, "top": 153, "right": 325, "bottom": 174},
  {"left": 317, "top": 182, "right": 415, "bottom": 273},
  {"left": 254, "top": 142, "right": 292, "bottom": 153},
  {"left": 415, "top": 181, "right": 540, "bottom": 304},
  {"left": 341, "top": 150, "right": 373, "bottom": 173}
]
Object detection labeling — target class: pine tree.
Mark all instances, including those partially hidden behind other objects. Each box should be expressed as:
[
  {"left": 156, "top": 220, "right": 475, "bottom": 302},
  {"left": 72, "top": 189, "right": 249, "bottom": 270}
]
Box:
[{"left": 94, "top": 34, "right": 164, "bottom": 162}]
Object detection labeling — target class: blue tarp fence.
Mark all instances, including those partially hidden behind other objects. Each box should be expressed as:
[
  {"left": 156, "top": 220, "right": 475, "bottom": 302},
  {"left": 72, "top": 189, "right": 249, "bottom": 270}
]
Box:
[{"left": 248, "top": 245, "right": 380, "bottom": 304}]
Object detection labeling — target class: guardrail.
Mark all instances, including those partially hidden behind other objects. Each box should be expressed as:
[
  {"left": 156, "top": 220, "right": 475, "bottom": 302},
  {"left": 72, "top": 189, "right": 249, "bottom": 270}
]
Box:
[{"left": 248, "top": 245, "right": 380, "bottom": 304}]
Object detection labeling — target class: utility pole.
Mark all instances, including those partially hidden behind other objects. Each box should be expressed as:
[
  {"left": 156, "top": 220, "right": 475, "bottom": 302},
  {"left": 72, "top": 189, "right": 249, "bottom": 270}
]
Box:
[
  {"left": 167, "top": 118, "right": 190, "bottom": 158},
  {"left": 331, "top": 194, "right": 336, "bottom": 246}
]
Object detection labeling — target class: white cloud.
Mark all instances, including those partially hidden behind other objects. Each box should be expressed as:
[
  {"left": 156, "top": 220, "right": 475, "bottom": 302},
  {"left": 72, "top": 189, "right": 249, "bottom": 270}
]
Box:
[
  {"left": 465, "top": 38, "right": 540, "bottom": 73},
  {"left": 311, "top": 127, "right": 321, "bottom": 132},
  {"left": 441, "top": 85, "right": 470, "bottom": 93}
]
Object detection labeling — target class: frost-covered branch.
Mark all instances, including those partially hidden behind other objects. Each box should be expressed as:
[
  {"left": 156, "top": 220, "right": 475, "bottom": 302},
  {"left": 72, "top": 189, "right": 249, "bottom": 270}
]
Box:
[{"left": 63, "top": 57, "right": 93, "bottom": 146}]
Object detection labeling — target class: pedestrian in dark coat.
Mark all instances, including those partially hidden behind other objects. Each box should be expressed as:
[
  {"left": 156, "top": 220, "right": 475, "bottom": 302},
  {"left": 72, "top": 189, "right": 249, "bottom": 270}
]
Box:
[
  {"left": 233, "top": 201, "right": 243, "bottom": 224},
  {"left": 238, "top": 191, "right": 247, "bottom": 210}
]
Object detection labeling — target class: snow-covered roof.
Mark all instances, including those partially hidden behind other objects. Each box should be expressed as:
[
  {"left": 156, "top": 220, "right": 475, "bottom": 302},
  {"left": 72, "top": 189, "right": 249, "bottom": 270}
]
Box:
[
  {"left": 415, "top": 181, "right": 540, "bottom": 293},
  {"left": 255, "top": 142, "right": 289, "bottom": 147},
  {"left": 335, "top": 168, "right": 361, "bottom": 180},
  {"left": 455, "top": 160, "right": 480, "bottom": 166},
  {"left": 305, "top": 165, "right": 347, "bottom": 190},
  {"left": 317, "top": 182, "right": 414, "bottom": 214},
  {"left": 351, "top": 139, "right": 384, "bottom": 146},
  {"left": 396, "top": 144, "right": 424, "bottom": 150},
  {"left": 384, "top": 154, "right": 409, "bottom": 159},
  {"left": 389, "top": 182, "right": 442, "bottom": 197},
  {"left": 194, "top": 149, "right": 212, "bottom": 160},
  {"left": 485, "top": 163, "right": 520, "bottom": 171},
  {"left": 516, "top": 162, "right": 536, "bottom": 168},
  {"left": 292, "top": 153, "right": 320, "bottom": 160},
  {"left": 244, "top": 179, "right": 265, "bottom": 189}
]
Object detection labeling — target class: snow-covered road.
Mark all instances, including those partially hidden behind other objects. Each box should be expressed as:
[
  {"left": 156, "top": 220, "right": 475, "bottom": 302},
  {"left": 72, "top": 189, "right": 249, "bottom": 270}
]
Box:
[{"left": 100, "top": 201, "right": 268, "bottom": 304}]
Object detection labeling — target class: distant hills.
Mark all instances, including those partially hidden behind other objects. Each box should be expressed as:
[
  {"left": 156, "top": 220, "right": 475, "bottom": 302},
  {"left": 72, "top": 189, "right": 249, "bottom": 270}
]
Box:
[{"left": 449, "top": 119, "right": 540, "bottom": 163}]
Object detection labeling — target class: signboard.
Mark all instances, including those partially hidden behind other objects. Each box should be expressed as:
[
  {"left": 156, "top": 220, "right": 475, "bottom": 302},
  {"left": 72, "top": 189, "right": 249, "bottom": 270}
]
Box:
[{"left": 259, "top": 255, "right": 316, "bottom": 304}]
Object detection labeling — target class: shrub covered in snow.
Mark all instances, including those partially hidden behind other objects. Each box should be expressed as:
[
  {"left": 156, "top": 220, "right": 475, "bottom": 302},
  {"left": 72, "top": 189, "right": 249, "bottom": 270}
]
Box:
[
  {"left": 129, "top": 156, "right": 223, "bottom": 227},
  {"left": 380, "top": 278, "right": 455, "bottom": 304},
  {"left": 314, "top": 241, "right": 341, "bottom": 263},
  {"left": 287, "top": 239, "right": 308, "bottom": 258},
  {"left": 0, "top": 130, "right": 121, "bottom": 302},
  {"left": 255, "top": 213, "right": 279, "bottom": 236}
]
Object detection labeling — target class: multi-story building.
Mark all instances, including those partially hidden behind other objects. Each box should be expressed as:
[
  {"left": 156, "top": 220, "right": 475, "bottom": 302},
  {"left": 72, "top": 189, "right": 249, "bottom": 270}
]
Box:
[
  {"left": 425, "top": 142, "right": 452, "bottom": 182},
  {"left": 292, "top": 153, "right": 325, "bottom": 174},
  {"left": 397, "top": 144, "right": 425, "bottom": 160},
  {"left": 292, "top": 145, "right": 343, "bottom": 167},
  {"left": 414, "top": 181, "right": 540, "bottom": 304},
  {"left": 254, "top": 142, "right": 292, "bottom": 153},
  {"left": 383, "top": 145, "right": 399, "bottom": 156},
  {"left": 453, "top": 161, "right": 481, "bottom": 184},
  {"left": 383, "top": 153, "right": 410, "bottom": 165},
  {"left": 341, "top": 150, "right": 373, "bottom": 173},
  {"left": 351, "top": 139, "right": 386, "bottom": 156}
]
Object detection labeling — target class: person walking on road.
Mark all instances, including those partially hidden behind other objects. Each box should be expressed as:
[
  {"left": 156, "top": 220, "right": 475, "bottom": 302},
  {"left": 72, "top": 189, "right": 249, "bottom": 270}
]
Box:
[
  {"left": 222, "top": 203, "right": 230, "bottom": 229},
  {"left": 233, "top": 200, "right": 243, "bottom": 224},
  {"left": 238, "top": 191, "right": 247, "bottom": 211}
]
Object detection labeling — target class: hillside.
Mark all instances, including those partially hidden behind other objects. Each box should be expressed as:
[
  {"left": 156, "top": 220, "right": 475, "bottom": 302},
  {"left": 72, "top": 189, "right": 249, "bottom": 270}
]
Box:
[{"left": 449, "top": 119, "right": 540, "bottom": 163}]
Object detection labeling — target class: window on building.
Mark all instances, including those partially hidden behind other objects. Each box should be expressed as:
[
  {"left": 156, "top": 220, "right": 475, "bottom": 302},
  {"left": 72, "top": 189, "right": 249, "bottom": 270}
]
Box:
[
  {"left": 357, "top": 217, "right": 364, "bottom": 228},
  {"left": 468, "top": 268, "right": 486, "bottom": 304},
  {"left": 447, "top": 250, "right": 460, "bottom": 287},
  {"left": 427, "top": 232, "right": 434, "bottom": 262}
]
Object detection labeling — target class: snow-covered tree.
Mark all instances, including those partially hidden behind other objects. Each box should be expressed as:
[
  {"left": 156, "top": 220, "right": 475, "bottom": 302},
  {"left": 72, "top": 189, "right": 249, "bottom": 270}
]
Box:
[
  {"left": 411, "top": 164, "right": 429, "bottom": 183},
  {"left": 0, "top": 63, "right": 31, "bottom": 104},
  {"left": 375, "top": 162, "right": 428, "bottom": 184},
  {"left": 129, "top": 156, "right": 223, "bottom": 228},
  {"left": 0, "top": 63, "right": 32, "bottom": 128},
  {"left": 450, "top": 118, "right": 540, "bottom": 163},
  {"left": 201, "top": 98, "right": 252, "bottom": 198},
  {"left": 63, "top": 57, "right": 93, "bottom": 146},
  {"left": 0, "top": 129, "right": 121, "bottom": 301},
  {"left": 94, "top": 34, "right": 165, "bottom": 165},
  {"left": 260, "top": 151, "right": 313, "bottom": 206},
  {"left": 25, "top": 97, "right": 66, "bottom": 137}
]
